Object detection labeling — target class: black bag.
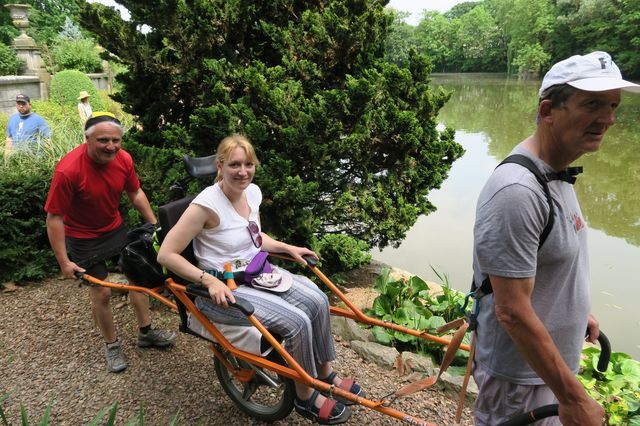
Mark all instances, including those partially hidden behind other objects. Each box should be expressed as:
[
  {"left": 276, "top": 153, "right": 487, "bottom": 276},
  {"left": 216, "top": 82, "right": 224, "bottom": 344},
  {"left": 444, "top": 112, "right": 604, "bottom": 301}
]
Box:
[{"left": 118, "top": 223, "right": 166, "bottom": 288}]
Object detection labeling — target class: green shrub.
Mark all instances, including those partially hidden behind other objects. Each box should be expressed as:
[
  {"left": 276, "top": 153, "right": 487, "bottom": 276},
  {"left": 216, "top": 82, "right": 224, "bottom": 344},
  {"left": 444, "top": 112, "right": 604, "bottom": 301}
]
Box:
[
  {"left": 49, "top": 70, "right": 105, "bottom": 111},
  {"left": 50, "top": 37, "right": 102, "bottom": 73},
  {"left": 0, "top": 157, "right": 59, "bottom": 282},
  {"left": 0, "top": 43, "right": 22, "bottom": 75},
  {"left": 314, "top": 234, "right": 371, "bottom": 281}
]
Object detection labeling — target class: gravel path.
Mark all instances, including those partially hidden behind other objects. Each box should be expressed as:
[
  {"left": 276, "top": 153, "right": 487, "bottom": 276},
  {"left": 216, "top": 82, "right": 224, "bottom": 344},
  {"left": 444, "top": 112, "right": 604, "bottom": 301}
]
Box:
[{"left": 0, "top": 277, "right": 473, "bottom": 425}]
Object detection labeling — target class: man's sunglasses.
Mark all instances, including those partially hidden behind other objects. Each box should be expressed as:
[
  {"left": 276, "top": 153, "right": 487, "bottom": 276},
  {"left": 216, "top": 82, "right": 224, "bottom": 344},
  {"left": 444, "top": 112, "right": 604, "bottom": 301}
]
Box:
[{"left": 247, "top": 221, "right": 263, "bottom": 248}]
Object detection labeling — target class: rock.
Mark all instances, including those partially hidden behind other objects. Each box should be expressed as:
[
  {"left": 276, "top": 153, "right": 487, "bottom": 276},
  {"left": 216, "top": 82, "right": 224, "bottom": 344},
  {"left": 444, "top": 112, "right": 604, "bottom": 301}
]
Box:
[
  {"left": 399, "top": 351, "right": 435, "bottom": 375},
  {"left": 331, "top": 316, "right": 373, "bottom": 342},
  {"left": 437, "top": 369, "right": 478, "bottom": 402},
  {"left": 350, "top": 340, "right": 399, "bottom": 369},
  {"left": 1, "top": 281, "right": 19, "bottom": 292}
]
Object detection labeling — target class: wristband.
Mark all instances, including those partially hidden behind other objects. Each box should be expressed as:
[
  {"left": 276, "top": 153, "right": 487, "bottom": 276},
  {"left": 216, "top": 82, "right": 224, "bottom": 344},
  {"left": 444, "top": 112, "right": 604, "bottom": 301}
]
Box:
[{"left": 198, "top": 270, "right": 207, "bottom": 285}]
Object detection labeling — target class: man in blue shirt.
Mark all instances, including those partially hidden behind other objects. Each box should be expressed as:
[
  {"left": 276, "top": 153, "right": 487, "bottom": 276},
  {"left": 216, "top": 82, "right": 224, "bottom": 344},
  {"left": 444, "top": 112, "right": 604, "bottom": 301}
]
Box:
[{"left": 5, "top": 93, "right": 51, "bottom": 154}]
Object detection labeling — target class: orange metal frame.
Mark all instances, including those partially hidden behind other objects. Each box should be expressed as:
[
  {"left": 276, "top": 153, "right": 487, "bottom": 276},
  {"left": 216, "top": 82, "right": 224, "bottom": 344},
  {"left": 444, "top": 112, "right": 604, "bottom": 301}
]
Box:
[{"left": 81, "top": 254, "right": 470, "bottom": 426}]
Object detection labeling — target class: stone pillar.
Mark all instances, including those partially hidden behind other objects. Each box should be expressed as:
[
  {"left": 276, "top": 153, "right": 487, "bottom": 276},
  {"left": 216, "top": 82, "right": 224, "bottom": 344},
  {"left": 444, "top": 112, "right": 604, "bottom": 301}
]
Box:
[{"left": 4, "top": 4, "right": 48, "bottom": 98}]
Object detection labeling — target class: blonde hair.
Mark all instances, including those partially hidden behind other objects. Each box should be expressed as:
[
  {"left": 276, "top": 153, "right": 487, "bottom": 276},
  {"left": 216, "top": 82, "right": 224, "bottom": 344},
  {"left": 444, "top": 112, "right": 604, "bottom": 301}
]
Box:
[{"left": 215, "top": 134, "right": 260, "bottom": 182}]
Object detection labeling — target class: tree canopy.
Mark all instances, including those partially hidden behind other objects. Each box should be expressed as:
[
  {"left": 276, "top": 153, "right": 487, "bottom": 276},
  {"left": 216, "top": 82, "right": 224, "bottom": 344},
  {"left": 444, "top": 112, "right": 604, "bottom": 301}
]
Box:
[
  {"left": 388, "top": 0, "right": 640, "bottom": 79},
  {"left": 79, "top": 0, "right": 463, "bottom": 272}
]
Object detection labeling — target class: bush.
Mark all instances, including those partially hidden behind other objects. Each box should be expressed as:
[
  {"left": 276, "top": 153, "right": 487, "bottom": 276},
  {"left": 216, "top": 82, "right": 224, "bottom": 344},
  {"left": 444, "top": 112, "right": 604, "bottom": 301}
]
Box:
[
  {"left": 0, "top": 42, "right": 22, "bottom": 75},
  {"left": 49, "top": 69, "right": 105, "bottom": 111},
  {"left": 49, "top": 37, "right": 102, "bottom": 73},
  {"left": 0, "top": 158, "right": 59, "bottom": 282}
]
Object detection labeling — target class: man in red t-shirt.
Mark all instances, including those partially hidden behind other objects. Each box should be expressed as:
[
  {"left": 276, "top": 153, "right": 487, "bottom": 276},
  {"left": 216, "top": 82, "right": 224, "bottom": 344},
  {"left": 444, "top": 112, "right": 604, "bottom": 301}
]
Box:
[{"left": 45, "top": 112, "right": 176, "bottom": 373}]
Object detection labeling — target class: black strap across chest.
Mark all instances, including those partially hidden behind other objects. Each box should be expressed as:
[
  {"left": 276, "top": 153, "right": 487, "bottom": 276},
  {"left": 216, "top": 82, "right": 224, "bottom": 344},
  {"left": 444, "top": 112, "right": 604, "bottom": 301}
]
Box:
[{"left": 472, "top": 154, "right": 582, "bottom": 296}]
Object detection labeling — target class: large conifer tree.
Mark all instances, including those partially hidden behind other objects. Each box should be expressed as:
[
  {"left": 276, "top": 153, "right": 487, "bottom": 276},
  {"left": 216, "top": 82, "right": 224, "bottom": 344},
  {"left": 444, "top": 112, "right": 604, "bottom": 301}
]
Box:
[{"left": 80, "top": 0, "right": 463, "bottom": 270}]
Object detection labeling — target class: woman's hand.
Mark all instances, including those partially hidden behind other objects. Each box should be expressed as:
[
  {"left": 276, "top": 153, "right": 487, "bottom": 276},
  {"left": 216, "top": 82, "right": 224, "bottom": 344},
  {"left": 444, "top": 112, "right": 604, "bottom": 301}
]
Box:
[
  {"left": 204, "top": 274, "right": 236, "bottom": 308},
  {"left": 286, "top": 245, "right": 318, "bottom": 265}
]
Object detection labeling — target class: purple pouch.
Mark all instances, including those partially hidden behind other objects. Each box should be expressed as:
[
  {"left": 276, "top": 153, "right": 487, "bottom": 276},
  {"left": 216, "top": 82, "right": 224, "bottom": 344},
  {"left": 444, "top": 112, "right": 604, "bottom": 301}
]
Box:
[{"left": 243, "top": 251, "right": 272, "bottom": 284}]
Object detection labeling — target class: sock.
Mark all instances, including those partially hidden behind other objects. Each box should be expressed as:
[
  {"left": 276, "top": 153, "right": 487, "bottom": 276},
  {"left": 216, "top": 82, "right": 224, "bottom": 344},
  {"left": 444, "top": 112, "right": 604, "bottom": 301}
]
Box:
[
  {"left": 105, "top": 339, "right": 118, "bottom": 346},
  {"left": 139, "top": 324, "right": 151, "bottom": 334}
]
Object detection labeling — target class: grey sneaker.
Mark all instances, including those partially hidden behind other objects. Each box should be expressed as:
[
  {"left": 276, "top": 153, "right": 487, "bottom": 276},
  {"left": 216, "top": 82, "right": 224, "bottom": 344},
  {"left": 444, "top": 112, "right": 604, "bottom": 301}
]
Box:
[
  {"left": 105, "top": 341, "right": 128, "bottom": 373},
  {"left": 137, "top": 327, "right": 177, "bottom": 348}
]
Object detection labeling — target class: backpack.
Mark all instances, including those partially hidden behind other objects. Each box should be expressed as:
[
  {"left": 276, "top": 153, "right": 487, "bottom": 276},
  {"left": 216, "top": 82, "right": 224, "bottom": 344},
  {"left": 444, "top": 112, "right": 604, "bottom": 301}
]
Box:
[
  {"left": 118, "top": 223, "right": 166, "bottom": 288},
  {"left": 471, "top": 154, "right": 582, "bottom": 297}
]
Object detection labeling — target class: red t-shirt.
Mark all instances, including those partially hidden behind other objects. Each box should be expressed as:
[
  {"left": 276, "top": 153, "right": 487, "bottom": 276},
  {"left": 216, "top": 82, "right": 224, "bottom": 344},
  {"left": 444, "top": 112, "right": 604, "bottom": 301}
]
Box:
[{"left": 44, "top": 144, "right": 141, "bottom": 238}]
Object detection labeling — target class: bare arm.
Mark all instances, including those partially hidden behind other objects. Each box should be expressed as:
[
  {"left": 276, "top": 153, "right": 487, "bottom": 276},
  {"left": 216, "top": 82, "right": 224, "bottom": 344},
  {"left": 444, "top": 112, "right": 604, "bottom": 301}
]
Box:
[
  {"left": 491, "top": 275, "right": 603, "bottom": 426},
  {"left": 260, "top": 233, "right": 318, "bottom": 265},
  {"left": 4, "top": 137, "right": 12, "bottom": 156},
  {"left": 126, "top": 188, "right": 157, "bottom": 224},
  {"left": 46, "top": 213, "right": 84, "bottom": 279},
  {"left": 156, "top": 204, "right": 234, "bottom": 306}
]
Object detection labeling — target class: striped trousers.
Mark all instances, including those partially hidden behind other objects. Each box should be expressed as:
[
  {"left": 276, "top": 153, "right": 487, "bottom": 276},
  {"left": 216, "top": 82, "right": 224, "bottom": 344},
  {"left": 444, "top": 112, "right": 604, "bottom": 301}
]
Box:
[{"left": 195, "top": 267, "right": 336, "bottom": 376}]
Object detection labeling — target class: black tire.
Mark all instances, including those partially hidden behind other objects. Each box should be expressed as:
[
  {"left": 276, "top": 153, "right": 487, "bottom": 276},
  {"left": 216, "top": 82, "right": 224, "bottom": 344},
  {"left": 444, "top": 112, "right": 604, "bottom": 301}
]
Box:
[{"left": 214, "top": 346, "right": 296, "bottom": 422}]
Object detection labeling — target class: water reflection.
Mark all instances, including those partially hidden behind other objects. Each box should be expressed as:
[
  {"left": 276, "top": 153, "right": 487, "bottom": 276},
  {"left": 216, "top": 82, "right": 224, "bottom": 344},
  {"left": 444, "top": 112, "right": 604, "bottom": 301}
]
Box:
[{"left": 435, "top": 73, "right": 640, "bottom": 246}]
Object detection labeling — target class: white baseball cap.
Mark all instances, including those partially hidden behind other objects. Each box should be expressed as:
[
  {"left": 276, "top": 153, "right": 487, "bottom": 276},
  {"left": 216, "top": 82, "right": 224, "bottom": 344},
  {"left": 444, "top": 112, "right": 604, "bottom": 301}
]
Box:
[{"left": 539, "top": 51, "right": 640, "bottom": 97}]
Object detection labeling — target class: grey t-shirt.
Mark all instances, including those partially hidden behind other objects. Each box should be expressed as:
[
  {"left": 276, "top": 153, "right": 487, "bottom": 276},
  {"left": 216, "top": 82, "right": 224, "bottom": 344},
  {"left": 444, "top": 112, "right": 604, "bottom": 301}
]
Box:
[{"left": 472, "top": 144, "right": 590, "bottom": 385}]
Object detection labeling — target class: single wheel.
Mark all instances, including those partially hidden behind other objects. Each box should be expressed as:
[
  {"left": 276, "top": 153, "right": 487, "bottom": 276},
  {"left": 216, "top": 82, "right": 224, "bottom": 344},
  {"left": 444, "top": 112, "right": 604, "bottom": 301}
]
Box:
[{"left": 214, "top": 346, "right": 296, "bottom": 422}]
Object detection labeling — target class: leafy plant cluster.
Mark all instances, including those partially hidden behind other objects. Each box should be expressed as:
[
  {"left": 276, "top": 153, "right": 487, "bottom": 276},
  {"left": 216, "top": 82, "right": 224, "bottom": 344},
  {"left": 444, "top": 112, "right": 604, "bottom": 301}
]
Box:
[
  {"left": 0, "top": 42, "right": 22, "bottom": 75},
  {"left": 579, "top": 349, "right": 640, "bottom": 425},
  {"left": 387, "top": 0, "right": 640, "bottom": 79},
  {"left": 367, "top": 267, "right": 469, "bottom": 360},
  {"left": 0, "top": 393, "right": 179, "bottom": 426}
]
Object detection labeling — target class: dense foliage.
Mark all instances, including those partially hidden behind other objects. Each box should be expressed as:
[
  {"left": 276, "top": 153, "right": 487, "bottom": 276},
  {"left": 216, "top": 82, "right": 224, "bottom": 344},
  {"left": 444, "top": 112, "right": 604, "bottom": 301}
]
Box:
[
  {"left": 0, "top": 42, "right": 22, "bottom": 75},
  {"left": 388, "top": 0, "right": 640, "bottom": 79},
  {"left": 579, "top": 348, "right": 640, "bottom": 425},
  {"left": 79, "top": 0, "right": 463, "bottom": 273},
  {"left": 49, "top": 69, "right": 105, "bottom": 110}
]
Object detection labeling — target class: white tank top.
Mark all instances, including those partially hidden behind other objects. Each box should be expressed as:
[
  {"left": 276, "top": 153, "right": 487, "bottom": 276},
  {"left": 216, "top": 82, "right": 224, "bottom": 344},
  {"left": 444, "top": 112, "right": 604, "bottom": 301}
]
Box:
[{"left": 191, "top": 182, "right": 261, "bottom": 271}]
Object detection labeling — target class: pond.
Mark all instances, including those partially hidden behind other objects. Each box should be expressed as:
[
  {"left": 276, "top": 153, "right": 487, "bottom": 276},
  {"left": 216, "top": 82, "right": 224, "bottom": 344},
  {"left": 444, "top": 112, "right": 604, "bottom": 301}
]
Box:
[{"left": 373, "top": 73, "right": 640, "bottom": 359}]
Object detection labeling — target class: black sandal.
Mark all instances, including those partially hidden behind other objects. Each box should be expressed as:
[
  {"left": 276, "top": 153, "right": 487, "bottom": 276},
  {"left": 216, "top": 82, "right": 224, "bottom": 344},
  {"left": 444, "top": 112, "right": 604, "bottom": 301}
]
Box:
[
  {"left": 294, "top": 389, "right": 351, "bottom": 425},
  {"left": 319, "top": 371, "right": 367, "bottom": 406}
]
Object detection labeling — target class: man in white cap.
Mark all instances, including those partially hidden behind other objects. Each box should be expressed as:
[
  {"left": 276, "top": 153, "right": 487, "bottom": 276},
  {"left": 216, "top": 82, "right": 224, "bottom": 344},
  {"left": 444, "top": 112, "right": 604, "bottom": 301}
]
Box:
[{"left": 471, "top": 52, "right": 639, "bottom": 425}]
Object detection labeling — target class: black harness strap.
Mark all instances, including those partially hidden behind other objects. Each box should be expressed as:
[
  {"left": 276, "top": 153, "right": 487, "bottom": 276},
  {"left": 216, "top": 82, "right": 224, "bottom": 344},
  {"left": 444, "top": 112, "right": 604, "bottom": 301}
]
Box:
[{"left": 473, "top": 154, "right": 582, "bottom": 296}]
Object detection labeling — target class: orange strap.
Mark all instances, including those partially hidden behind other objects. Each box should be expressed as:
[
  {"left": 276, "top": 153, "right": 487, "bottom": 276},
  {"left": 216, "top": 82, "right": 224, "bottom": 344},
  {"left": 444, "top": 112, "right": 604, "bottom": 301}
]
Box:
[
  {"left": 455, "top": 330, "right": 476, "bottom": 423},
  {"left": 393, "top": 319, "right": 469, "bottom": 398}
]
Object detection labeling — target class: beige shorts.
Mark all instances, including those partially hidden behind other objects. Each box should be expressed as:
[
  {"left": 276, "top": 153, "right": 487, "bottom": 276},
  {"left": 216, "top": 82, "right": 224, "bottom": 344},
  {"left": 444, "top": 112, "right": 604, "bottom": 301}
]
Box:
[{"left": 473, "top": 362, "right": 560, "bottom": 426}]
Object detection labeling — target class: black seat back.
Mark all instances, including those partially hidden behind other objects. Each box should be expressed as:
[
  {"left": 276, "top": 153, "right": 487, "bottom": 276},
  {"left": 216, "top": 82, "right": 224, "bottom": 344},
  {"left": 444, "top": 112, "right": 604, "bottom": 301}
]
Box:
[
  {"left": 158, "top": 195, "right": 197, "bottom": 333},
  {"left": 158, "top": 194, "right": 197, "bottom": 280}
]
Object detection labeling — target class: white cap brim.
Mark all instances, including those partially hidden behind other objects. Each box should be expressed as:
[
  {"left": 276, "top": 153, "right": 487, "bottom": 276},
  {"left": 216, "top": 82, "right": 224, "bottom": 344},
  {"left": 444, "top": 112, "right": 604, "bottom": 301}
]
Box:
[{"left": 568, "top": 77, "right": 640, "bottom": 93}]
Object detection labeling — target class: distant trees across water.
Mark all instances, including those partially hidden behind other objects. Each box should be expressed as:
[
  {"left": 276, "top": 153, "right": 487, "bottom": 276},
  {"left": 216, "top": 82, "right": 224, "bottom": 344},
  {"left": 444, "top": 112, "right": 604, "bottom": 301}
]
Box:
[{"left": 386, "top": 0, "right": 640, "bottom": 79}]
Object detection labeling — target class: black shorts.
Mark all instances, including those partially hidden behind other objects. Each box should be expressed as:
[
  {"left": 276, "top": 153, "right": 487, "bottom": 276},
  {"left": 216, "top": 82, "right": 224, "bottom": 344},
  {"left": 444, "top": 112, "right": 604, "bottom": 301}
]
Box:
[{"left": 66, "top": 224, "right": 128, "bottom": 280}]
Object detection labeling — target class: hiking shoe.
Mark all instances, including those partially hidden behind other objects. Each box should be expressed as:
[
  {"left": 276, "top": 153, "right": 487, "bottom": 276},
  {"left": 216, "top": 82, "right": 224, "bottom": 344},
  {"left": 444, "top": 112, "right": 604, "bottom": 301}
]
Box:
[
  {"left": 137, "top": 327, "right": 177, "bottom": 348},
  {"left": 105, "top": 341, "right": 128, "bottom": 373}
]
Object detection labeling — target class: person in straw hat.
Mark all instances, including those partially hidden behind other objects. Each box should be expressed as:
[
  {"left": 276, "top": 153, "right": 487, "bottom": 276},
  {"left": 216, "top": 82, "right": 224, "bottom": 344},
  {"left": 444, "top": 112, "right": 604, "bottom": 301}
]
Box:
[{"left": 77, "top": 90, "right": 93, "bottom": 125}]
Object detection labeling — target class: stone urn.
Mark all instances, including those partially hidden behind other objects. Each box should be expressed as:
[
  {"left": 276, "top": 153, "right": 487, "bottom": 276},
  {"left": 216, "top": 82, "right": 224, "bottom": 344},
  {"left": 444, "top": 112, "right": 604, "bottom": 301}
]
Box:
[{"left": 4, "top": 4, "right": 35, "bottom": 47}]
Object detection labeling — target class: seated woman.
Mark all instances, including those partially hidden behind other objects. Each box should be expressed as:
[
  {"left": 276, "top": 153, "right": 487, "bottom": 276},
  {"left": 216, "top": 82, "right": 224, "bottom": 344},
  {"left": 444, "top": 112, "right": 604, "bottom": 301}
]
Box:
[{"left": 157, "top": 135, "right": 364, "bottom": 425}]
